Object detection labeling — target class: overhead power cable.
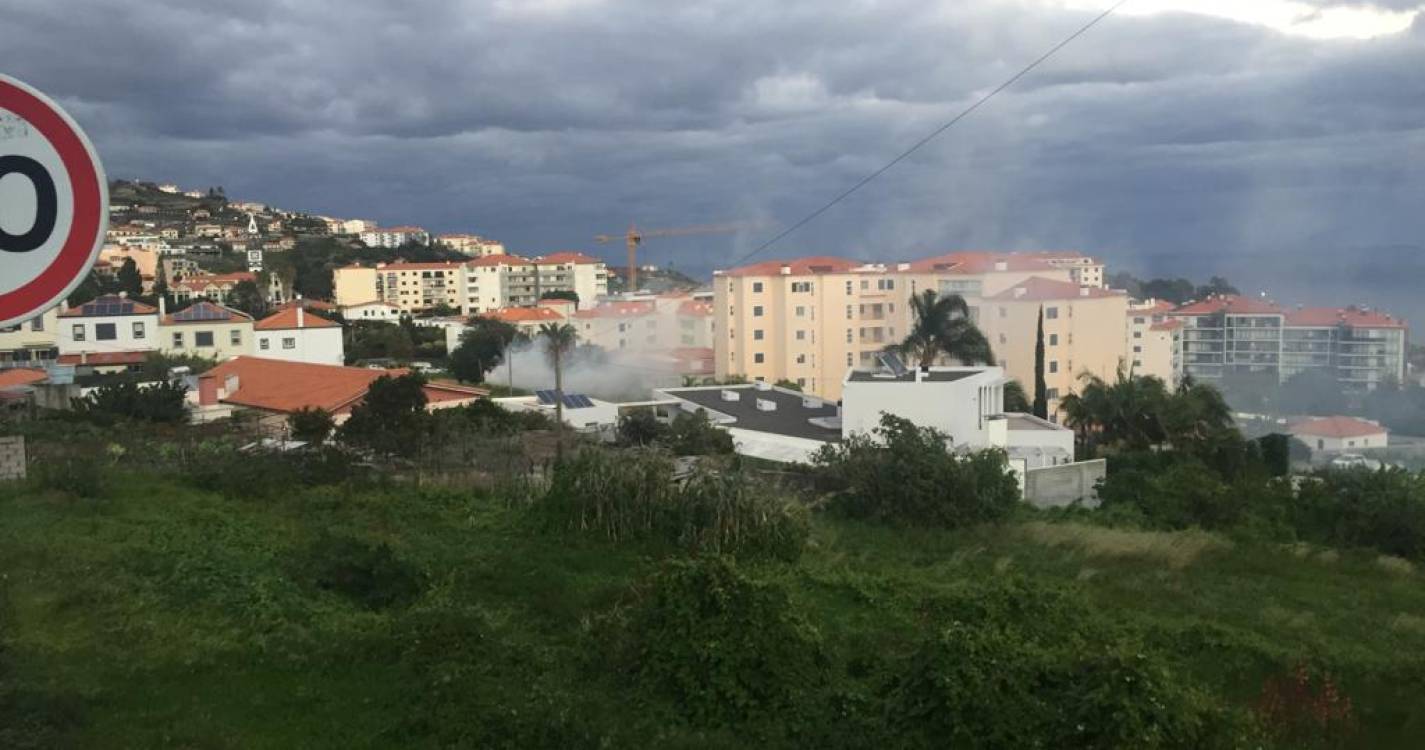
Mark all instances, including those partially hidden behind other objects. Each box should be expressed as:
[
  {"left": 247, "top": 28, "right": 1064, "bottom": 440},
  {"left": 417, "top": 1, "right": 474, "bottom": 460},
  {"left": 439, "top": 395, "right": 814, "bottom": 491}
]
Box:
[{"left": 730, "top": 0, "right": 1130, "bottom": 266}]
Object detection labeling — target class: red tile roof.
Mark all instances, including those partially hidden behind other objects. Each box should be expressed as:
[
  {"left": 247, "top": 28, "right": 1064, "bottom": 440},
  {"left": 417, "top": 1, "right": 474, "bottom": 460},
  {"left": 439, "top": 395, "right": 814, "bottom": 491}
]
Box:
[
  {"left": 254, "top": 308, "right": 341, "bottom": 331},
  {"left": 57, "top": 351, "right": 150, "bottom": 366},
  {"left": 987, "top": 277, "right": 1123, "bottom": 302},
  {"left": 372, "top": 226, "right": 427, "bottom": 233},
  {"left": 59, "top": 296, "right": 159, "bottom": 318},
  {"left": 1290, "top": 416, "right": 1387, "bottom": 439},
  {"left": 719, "top": 256, "right": 864, "bottom": 277},
  {"left": 1129, "top": 300, "right": 1177, "bottom": 316},
  {"left": 482, "top": 306, "right": 566, "bottom": 323},
  {"left": 1150, "top": 320, "right": 1184, "bottom": 332},
  {"left": 1173, "top": 295, "right": 1283, "bottom": 316},
  {"left": 678, "top": 300, "right": 713, "bottom": 317},
  {"left": 0, "top": 369, "right": 48, "bottom": 388},
  {"left": 1285, "top": 307, "right": 1407, "bottom": 330},
  {"left": 161, "top": 301, "right": 253, "bottom": 325},
  {"left": 172, "top": 272, "right": 256, "bottom": 292},
  {"left": 465, "top": 254, "right": 532, "bottom": 267},
  {"left": 375, "top": 261, "right": 463, "bottom": 271},
  {"left": 574, "top": 301, "right": 656, "bottom": 319},
  {"left": 276, "top": 299, "right": 338, "bottom": 312},
  {"left": 903, "top": 251, "right": 1059, "bottom": 274},
  {"left": 206, "top": 357, "right": 484, "bottom": 414},
  {"left": 536, "top": 252, "right": 603, "bottom": 265}
]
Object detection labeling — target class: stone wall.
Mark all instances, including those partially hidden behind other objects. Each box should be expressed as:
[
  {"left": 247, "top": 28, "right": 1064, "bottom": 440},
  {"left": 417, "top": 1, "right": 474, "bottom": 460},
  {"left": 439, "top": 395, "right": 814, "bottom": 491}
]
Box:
[
  {"left": 1023, "top": 459, "right": 1105, "bottom": 509},
  {"left": 0, "top": 435, "right": 25, "bottom": 481}
]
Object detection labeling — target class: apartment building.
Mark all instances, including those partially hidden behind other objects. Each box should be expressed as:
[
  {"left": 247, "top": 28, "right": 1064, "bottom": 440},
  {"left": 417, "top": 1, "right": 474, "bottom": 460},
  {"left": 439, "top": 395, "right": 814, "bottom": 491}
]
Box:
[
  {"left": 1028, "top": 251, "right": 1106, "bottom": 287},
  {"left": 0, "top": 308, "right": 59, "bottom": 368},
  {"left": 159, "top": 301, "right": 254, "bottom": 360},
  {"left": 170, "top": 272, "right": 258, "bottom": 305},
  {"left": 437, "top": 233, "right": 506, "bottom": 257},
  {"left": 531, "top": 253, "right": 610, "bottom": 307},
  {"left": 335, "top": 254, "right": 609, "bottom": 316},
  {"left": 712, "top": 252, "right": 1094, "bottom": 401},
  {"left": 1171, "top": 296, "right": 1407, "bottom": 389},
  {"left": 334, "top": 261, "right": 465, "bottom": 314},
  {"left": 980, "top": 278, "right": 1128, "bottom": 413},
  {"left": 358, "top": 226, "right": 430, "bottom": 248},
  {"left": 461, "top": 255, "right": 540, "bottom": 313},
  {"left": 1126, "top": 300, "right": 1180, "bottom": 386}
]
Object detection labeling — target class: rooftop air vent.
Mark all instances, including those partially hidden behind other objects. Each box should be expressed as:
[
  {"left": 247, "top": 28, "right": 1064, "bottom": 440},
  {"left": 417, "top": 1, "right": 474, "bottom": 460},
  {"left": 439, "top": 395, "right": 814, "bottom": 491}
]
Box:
[
  {"left": 721, "top": 389, "right": 740, "bottom": 402},
  {"left": 756, "top": 398, "right": 777, "bottom": 412},
  {"left": 802, "top": 397, "right": 823, "bottom": 409},
  {"left": 994, "top": 261, "right": 1008, "bottom": 271},
  {"left": 754, "top": 380, "right": 772, "bottom": 391}
]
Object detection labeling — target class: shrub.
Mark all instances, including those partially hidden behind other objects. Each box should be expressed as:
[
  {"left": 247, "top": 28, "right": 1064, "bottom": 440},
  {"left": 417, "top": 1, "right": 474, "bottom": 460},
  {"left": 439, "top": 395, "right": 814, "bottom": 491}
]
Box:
[
  {"left": 28, "top": 457, "right": 106, "bottom": 499},
  {"left": 535, "top": 447, "right": 807, "bottom": 560},
  {"left": 1253, "top": 663, "right": 1355, "bottom": 748},
  {"left": 811, "top": 414, "right": 1019, "bottom": 528},
  {"left": 616, "top": 409, "right": 666, "bottom": 447},
  {"left": 601, "top": 557, "right": 824, "bottom": 725},
  {"left": 666, "top": 410, "right": 734, "bottom": 456},
  {"left": 303, "top": 534, "right": 423, "bottom": 610},
  {"left": 1293, "top": 468, "right": 1425, "bottom": 560},
  {"left": 288, "top": 407, "right": 335, "bottom": 444},
  {"left": 73, "top": 379, "right": 188, "bottom": 424},
  {"left": 337, "top": 373, "right": 430, "bottom": 457}
]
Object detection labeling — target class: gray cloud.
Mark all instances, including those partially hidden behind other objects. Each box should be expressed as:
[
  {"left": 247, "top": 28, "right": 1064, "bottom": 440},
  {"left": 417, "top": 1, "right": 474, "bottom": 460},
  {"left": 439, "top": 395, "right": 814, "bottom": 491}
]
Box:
[{"left": 3, "top": 0, "right": 1424, "bottom": 322}]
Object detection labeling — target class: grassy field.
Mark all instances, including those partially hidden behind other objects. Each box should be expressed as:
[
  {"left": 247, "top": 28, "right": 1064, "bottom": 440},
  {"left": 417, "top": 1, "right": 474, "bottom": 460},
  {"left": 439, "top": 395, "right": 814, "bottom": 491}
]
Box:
[{"left": 4, "top": 469, "right": 1425, "bottom": 748}]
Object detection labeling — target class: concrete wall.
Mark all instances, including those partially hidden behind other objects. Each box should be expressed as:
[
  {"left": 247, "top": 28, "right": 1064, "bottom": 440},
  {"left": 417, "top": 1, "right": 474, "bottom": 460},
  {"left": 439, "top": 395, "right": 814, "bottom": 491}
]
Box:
[
  {"left": 1023, "top": 459, "right": 1106, "bottom": 509},
  {"left": 0, "top": 435, "right": 25, "bottom": 481}
]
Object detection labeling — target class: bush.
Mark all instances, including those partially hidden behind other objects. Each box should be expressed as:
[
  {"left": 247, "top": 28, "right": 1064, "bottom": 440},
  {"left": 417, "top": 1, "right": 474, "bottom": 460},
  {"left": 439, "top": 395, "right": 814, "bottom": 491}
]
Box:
[
  {"left": 616, "top": 409, "right": 666, "bottom": 447},
  {"left": 28, "top": 457, "right": 106, "bottom": 499},
  {"left": 600, "top": 557, "right": 824, "bottom": 725},
  {"left": 812, "top": 414, "right": 1019, "bottom": 528},
  {"left": 73, "top": 380, "right": 188, "bottom": 424},
  {"left": 1293, "top": 468, "right": 1425, "bottom": 560},
  {"left": 181, "top": 444, "right": 365, "bottom": 498},
  {"left": 535, "top": 447, "right": 807, "bottom": 560},
  {"left": 303, "top": 534, "right": 424, "bottom": 610},
  {"left": 288, "top": 407, "right": 335, "bottom": 444},
  {"left": 667, "top": 410, "right": 734, "bottom": 456}
]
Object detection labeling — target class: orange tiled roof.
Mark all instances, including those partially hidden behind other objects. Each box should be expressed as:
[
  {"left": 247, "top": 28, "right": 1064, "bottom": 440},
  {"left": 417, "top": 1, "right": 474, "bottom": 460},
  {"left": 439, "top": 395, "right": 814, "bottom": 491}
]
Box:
[
  {"left": 678, "top": 300, "right": 712, "bottom": 317},
  {"left": 0, "top": 369, "right": 48, "bottom": 388},
  {"left": 482, "top": 306, "right": 566, "bottom": 323},
  {"left": 574, "top": 301, "right": 656, "bottom": 319},
  {"left": 1150, "top": 320, "right": 1184, "bottom": 332},
  {"left": 56, "top": 351, "right": 149, "bottom": 366},
  {"left": 720, "top": 256, "right": 865, "bottom": 277},
  {"left": 1173, "top": 295, "right": 1283, "bottom": 316},
  {"left": 903, "top": 251, "right": 1059, "bottom": 274},
  {"left": 375, "top": 261, "right": 463, "bottom": 271},
  {"left": 276, "top": 299, "right": 338, "bottom": 312},
  {"left": 986, "top": 277, "right": 1123, "bottom": 302},
  {"left": 536, "top": 252, "right": 603, "bottom": 265},
  {"left": 1129, "top": 300, "right": 1177, "bottom": 316},
  {"left": 1285, "top": 307, "right": 1406, "bottom": 330},
  {"left": 254, "top": 308, "right": 340, "bottom": 331},
  {"left": 1290, "top": 416, "right": 1387, "bottom": 439},
  {"left": 207, "top": 357, "right": 405, "bottom": 413},
  {"left": 465, "top": 254, "right": 532, "bottom": 267}
]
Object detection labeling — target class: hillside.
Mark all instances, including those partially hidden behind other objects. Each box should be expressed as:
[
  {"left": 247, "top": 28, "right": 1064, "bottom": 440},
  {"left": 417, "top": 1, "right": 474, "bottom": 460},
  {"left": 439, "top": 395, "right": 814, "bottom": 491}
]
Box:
[{"left": 3, "top": 426, "right": 1424, "bottom": 747}]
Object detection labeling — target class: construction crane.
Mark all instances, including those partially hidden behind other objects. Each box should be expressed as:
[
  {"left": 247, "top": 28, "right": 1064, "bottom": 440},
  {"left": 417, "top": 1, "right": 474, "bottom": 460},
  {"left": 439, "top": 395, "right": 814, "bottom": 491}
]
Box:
[{"left": 595, "top": 222, "right": 758, "bottom": 291}]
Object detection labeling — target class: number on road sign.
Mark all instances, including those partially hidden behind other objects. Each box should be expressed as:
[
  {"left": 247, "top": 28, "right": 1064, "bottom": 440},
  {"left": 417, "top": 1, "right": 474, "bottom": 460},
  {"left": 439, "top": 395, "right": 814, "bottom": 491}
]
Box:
[{"left": 0, "top": 75, "right": 107, "bottom": 328}]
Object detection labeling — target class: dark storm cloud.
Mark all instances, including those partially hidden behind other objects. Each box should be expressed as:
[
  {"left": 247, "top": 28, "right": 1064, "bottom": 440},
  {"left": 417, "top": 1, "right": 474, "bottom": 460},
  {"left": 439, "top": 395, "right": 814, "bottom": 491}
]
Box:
[{"left": 3, "top": 0, "right": 1424, "bottom": 320}]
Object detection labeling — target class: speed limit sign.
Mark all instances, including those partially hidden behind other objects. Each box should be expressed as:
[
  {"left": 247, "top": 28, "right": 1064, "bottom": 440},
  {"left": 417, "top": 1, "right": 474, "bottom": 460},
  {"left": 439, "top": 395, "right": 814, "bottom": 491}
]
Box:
[{"left": 0, "top": 74, "right": 107, "bottom": 328}]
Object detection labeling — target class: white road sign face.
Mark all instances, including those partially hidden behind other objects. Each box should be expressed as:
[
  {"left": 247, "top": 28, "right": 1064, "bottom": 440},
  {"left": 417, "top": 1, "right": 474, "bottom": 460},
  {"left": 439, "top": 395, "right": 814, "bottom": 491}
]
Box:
[{"left": 0, "top": 75, "right": 108, "bottom": 328}]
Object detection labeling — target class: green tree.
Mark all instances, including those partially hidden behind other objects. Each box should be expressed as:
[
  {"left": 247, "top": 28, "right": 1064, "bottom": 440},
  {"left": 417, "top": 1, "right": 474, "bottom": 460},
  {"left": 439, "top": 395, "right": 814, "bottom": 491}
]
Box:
[
  {"left": 617, "top": 409, "right": 666, "bottom": 446},
  {"left": 1195, "top": 275, "right": 1240, "bottom": 299},
  {"left": 1003, "top": 379, "right": 1032, "bottom": 413},
  {"left": 890, "top": 290, "right": 993, "bottom": 368},
  {"left": 1032, "top": 305, "right": 1049, "bottom": 419},
  {"left": 226, "top": 280, "right": 266, "bottom": 318},
  {"left": 667, "top": 410, "right": 735, "bottom": 456},
  {"left": 448, "top": 319, "right": 518, "bottom": 384},
  {"left": 1059, "top": 366, "right": 1171, "bottom": 454},
  {"left": 288, "top": 406, "right": 336, "bottom": 445},
  {"left": 345, "top": 322, "right": 415, "bottom": 363},
  {"left": 337, "top": 374, "right": 429, "bottom": 457},
  {"left": 539, "top": 322, "right": 579, "bottom": 459},
  {"left": 117, "top": 257, "right": 143, "bottom": 298},
  {"left": 75, "top": 380, "right": 188, "bottom": 424}
]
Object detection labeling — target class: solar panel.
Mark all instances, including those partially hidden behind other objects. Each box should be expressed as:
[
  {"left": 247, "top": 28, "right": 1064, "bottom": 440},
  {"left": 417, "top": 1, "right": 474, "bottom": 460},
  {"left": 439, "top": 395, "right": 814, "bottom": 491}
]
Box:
[
  {"left": 535, "top": 389, "right": 558, "bottom": 405},
  {"left": 564, "top": 394, "right": 594, "bottom": 409},
  {"left": 877, "top": 351, "right": 910, "bottom": 377}
]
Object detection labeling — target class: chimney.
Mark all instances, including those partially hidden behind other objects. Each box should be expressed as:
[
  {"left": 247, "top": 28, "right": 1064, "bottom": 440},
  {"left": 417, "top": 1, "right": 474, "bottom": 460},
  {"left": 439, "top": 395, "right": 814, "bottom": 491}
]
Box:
[
  {"left": 1079, "top": 287, "right": 1090, "bottom": 297},
  {"left": 297, "top": 305, "right": 305, "bottom": 329},
  {"left": 159, "top": 296, "right": 167, "bottom": 317},
  {"left": 197, "top": 373, "right": 219, "bottom": 406},
  {"left": 1013, "top": 287, "right": 1027, "bottom": 299},
  {"left": 780, "top": 265, "right": 791, "bottom": 275},
  {"left": 994, "top": 261, "right": 1008, "bottom": 272},
  {"left": 223, "top": 374, "right": 240, "bottom": 396}
]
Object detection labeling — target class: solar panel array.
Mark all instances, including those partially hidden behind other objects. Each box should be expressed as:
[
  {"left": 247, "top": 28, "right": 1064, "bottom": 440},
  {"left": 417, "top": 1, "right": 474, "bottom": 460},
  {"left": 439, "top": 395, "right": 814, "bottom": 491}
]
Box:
[
  {"left": 877, "top": 351, "right": 910, "bottom": 377},
  {"left": 172, "top": 303, "right": 231, "bottom": 322},
  {"left": 81, "top": 299, "right": 136, "bottom": 316},
  {"left": 534, "top": 390, "right": 595, "bottom": 409}
]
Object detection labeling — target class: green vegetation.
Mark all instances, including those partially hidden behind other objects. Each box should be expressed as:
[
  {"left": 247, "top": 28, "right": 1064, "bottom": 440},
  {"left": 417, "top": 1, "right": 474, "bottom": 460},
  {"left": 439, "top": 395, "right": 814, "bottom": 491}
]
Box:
[
  {"left": 287, "top": 406, "right": 335, "bottom": 444},
  {"left": 448, "top": 318, "right": 520, "bottom": 384},
  {"left": 72, "top": 380, "right": 189, "bottom": 424},
  {"left": 889, "top": 289, "right": 994, "bottom": 368}
]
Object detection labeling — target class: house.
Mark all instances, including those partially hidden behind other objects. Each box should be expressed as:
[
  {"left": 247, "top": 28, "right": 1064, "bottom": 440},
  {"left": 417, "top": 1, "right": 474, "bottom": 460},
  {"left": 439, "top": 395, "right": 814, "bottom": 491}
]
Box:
[
  {"left": 57, "top": 295, "right": 160, "bottom": 369},
  {"left": 158, "top": 300, "right": 254, "bottom": 360},
  {"left": 170, "top": 272, "right": 257, "bottom": 304},
  {"left": 340, "top": 300, "right": 402, "bottom": 323},
  {"left": 253, "top": 308, "right": 344, "bottom": 366},
  {"left": 1289, "top": 416, "right": 1389, "bottom": 453},
  {"left": 197, "top": 356, "right": 485, "bottom": 424},
  {"left": 654, "top": 382, "right": 843, "bottom": 464},
  {"left": 0, "top": 308, "right": 60, "bottom": 368}
]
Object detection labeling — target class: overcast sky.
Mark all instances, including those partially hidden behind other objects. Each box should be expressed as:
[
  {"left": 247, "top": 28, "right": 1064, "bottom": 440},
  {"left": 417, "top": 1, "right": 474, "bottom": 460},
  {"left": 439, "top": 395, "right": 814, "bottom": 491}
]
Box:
[{"left": 4, "top": 0, "right": 1423, "bottom": 318}]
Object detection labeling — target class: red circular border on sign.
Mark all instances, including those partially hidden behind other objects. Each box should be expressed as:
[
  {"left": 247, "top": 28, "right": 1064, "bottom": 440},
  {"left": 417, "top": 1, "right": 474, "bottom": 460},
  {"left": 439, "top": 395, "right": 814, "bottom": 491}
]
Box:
[{"left": 0, "top": 78, "right": 103, "bottom": 320}]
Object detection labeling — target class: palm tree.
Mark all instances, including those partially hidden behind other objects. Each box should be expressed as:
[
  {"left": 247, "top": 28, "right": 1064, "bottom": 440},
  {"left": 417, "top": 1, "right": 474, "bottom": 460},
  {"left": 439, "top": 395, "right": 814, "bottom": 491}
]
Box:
[
  {"left": 890, "top": 290, "right": 994, "bottom": 369},
  {"left": 539, "top": 322, "right": 578, "bottom": 459},
  {"left": 1060, "top": 365, "right": 1171, "bottom": 454},
  {"left": 1162, "top": 375, "right": 1235, "bottom": 451}
]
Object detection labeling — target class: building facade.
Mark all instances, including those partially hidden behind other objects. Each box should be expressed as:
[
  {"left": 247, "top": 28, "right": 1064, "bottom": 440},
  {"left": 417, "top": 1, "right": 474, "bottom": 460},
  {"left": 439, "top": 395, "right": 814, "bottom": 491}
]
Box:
[
  {"left": 0, "top": 308, "right": 59, "bottom": 369},
  {"left": 57, "top": 295, "right": 160, "bottom": 360},
  {"left": 253, "top": 308, "right": 344, "bottom": 366},
  {"left": 358, "top": 226, "right": 429, "bottom": 248},
  {"left": 159, "top": 301, "right": 255, "bottom": 361}
]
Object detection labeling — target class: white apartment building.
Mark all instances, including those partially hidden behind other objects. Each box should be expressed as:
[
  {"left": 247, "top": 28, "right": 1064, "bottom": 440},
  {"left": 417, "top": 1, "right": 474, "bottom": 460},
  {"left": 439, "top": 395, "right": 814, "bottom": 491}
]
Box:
[
  {"left": 358, "top": 226, "right": 430, "bottom": 248},
  {"left": 0, "top": 307, "right": 59, "bottom": 368},
  {"left": 58, "top": 295, "right": 161, "bottom": 360},
  {"left": 253, "top": 308, "right": 344, "bottom": 366},
  {"left": 437, "top": 233, "right": 507, "bottom": 257},
  {"left": 337, "top": 253, "right": 610, "bottom": 316}
]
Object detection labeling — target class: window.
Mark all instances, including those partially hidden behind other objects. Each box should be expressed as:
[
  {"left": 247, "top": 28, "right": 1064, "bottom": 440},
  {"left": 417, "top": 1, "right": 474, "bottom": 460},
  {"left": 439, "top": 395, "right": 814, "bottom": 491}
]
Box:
[
  {"left": 845, "top": 281, "right": 853, "bottom": 294},
  {"left": 1049, "top": 333, "right": 1058, "bottom": 346},
  {"left": 797, "top": 378, "right": 807, "bottom": 387},
  {"left": 998, "top": 307, "right": 1007, "bottom": 318},
  {"left": 846, "top": 329, "right": 853, "bottom": 343},
  {"left": 1133, "top": 331, "right": 1142, "bottom": 339},
  {"left": 29, "top": 317, "right": 44, "bottom": 332},
  {"left": 999, "top": 333, "right": 1007, "bottom": 344},
  {"left": 172, "top": 332, "right": 184, "bottom": 348},
  {"left": 752, "top": 282, "right": 763, "bottom": 293},
  {"left": 231, "top": 330, "right": 241, "bottom": 346},
  {"left": 846, "top": 305, "right": 853, "bottom": 319},
  {"left": 791, "top": 281, "right": 812, "bottom": 293},
  {"left": 753, "top": 330, "right": 764, "bottom": 341},
  {"left": 1134, "top": 317, "right": 1146, "bottom": 325},
  {"left": 1049, "top": 361, "right": 1059, "bottom": 373},
  {"left": 133, "top": 321, "right": 146, "bottom": 338},
  {"left": 796, "top": 354, "right": 806, "bottom": 364},
  {"left": 796, "top": 330, "right": 806, "bottom": 341},
  {"left": 860, "top": 280, "right": 869, "bottom": 291},
  {"left": 282, "top": 337, "right": 296, "bottom": 349},
  {"left": 753, "top": 305, "right": 763, "bottom": 317},
  {"left": 72, "top": 324, "right": 86, "bottom": 342},
  {"left": 618, "top": 323, "right": 626, "bottom": 333},
  {"left": 1133, "top": 359, "right": 1143, "bottom": 367},
  {"left": 1318, "top": 439, "right": 1325, "bottom": 450},
  {"left": 1133, "top": 345, "right": 1142, "bottom": 353},
  {"left": 795, "top": 306, "right": 805, "bottom": 317},
  {"left": 260, "top": 338, "right": 270, "bottom": 350},
  {"left": 846, "top": 353, "right": 853, "bottom": 366},
  {"left": 754, "top": 353, "right": 764, "bottom": 364},
  {"left": 1046, "top": 388, "right": 1060, "bottom": 400},
  {"left": 95, "top": 323, "right": 116, "bottom": 341},
  {"left": 1045, "top": 307, "right": 1059, "bottom": 319},
  {"left": 195, "top": 331, "right": 214, "bottom": 347}
]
